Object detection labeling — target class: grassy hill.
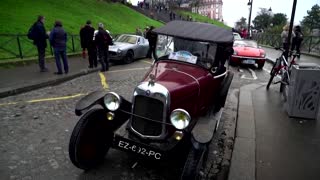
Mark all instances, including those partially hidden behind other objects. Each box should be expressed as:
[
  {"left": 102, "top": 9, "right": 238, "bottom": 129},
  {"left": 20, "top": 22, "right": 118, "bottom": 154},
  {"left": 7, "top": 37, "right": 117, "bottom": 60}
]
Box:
[
  {"left": 0, "top": 0, "right": 162, "bottom": 35},
  {"left": 0, "top": 0, "right": 163, "bottom": 60},
  {"left": 176, "top": 10, "right": 230, "bottom": 29}
]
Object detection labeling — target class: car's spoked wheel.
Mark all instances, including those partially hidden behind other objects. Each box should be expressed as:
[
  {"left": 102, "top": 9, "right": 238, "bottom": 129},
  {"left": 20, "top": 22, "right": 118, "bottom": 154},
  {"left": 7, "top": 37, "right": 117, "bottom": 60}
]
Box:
[
  {"left": 69, "top": 109, "right": 113, "bottom": 170},
  {"left": 180, "top": 143, "right": 208, "bottom": 180},
  {"left": 123, "top": 51, "right": 134, "bottom": 64}
]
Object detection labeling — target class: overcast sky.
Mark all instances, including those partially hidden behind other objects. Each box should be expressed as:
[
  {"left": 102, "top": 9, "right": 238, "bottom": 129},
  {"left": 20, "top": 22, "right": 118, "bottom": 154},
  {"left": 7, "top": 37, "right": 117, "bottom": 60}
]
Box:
[{"left": 223, "top": 0, "right": 320, "bottom": 27}]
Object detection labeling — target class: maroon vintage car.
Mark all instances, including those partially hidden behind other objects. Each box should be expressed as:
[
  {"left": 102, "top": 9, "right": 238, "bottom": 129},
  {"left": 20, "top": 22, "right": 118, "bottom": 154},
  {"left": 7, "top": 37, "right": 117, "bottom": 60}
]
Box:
[{"left": 68, "top": 21, "right": 234, "bottom": 179}]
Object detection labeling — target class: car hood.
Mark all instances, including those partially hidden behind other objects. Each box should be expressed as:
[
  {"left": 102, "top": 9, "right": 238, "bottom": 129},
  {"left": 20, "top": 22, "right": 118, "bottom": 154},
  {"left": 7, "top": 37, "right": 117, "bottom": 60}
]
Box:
[
  {"left": 233, "top": 46, "right": 262, "bottom": 57},
  {"left": 142, "top": 61, "right": 209, "bottom": 113},
  {"left": 109, "top": 42, "right": 133, "bottom": 52}
]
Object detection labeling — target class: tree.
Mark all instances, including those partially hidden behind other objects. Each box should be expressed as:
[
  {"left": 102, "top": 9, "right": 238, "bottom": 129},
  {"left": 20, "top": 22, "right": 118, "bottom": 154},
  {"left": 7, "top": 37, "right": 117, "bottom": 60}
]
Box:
[
  {"left": 252, "top": 8, "right": 272, "bottom": 30},
  {"left": 235, "top": 17, "right": 247, "bottom": 29},
  {"left": 190, "top": 0, "right": 201, "bottom": 13},
  {"left": 301, "top": 4, "right": 320, "bottom": 32},
  {"left": 271, "top": 13, "right": 287, "bottom": 27}
]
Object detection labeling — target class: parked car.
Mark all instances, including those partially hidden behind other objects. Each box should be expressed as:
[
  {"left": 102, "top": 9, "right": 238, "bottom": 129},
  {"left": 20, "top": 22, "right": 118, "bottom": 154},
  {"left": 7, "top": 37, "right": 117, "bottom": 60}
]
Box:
[
  {"left": 233, "top": 32, "right": 242, "bottom": 40},
  {"left": 108, "top": 34, "right": 149, "bottom": 64},
  {"left": 68, "top": 21, "right": 234, "bottom": 179},
  {"left": 230, "top": 40, "right": 266, "bottom": 69}
]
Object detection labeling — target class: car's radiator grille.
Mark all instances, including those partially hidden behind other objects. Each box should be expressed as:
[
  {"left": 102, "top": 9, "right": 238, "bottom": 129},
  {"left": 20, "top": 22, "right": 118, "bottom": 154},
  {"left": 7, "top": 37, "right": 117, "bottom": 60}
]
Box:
[{"left": 131, "top": 96, "right": 164, "bottom": 136}]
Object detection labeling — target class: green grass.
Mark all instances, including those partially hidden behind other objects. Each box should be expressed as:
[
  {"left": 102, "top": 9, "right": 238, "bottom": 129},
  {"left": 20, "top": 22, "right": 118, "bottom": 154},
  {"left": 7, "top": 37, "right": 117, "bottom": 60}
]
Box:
[
  {"left": 0, "top": 0, "right": 162, "bottom": 34},
  {"left": 176, "top": 10, "right": 230, "bottom": 29},
  {"left": 0, "top": 0, "right": 163, "bottom": 60}
]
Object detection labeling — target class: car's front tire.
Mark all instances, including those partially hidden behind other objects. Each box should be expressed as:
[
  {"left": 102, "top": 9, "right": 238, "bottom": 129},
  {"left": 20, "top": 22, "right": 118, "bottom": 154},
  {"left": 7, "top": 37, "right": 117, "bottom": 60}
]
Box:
[
  {"left": 123, "top": 50, "right": 134, "bottom": 64},
  {"left": 69, "top": 109, "right": 113, "bottom": 170}
]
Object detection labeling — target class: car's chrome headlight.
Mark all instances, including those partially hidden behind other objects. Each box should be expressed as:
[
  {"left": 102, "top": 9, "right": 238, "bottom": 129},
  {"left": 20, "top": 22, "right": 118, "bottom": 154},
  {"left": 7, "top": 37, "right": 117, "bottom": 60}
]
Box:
[
  {"left": 104, "top": 92, "right": 121, "bottom": 111},
  {"left": 170, "top": 109, "right": 191, "bottom": 130},
  {"left": 117, "top": 49, "right": 122, "bottom": 54}
]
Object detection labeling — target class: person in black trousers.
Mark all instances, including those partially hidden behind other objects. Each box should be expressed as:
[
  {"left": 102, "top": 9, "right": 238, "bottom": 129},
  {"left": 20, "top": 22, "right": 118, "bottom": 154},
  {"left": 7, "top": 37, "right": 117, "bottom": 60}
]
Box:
[
  {"left": 49, "top": 20, "right": 69, "bottom": 75},
  {"left": 146, "top": 26, "right": 157, "bottom": 59},
  {"left": 80, "top": 20, "right": 97, "bottom": 68},
  {"left": 95, "top": 23, "right": 112, "bottom": 72},
  {"left": 32, "top": 15, "right": 49, "bottom": 72}
]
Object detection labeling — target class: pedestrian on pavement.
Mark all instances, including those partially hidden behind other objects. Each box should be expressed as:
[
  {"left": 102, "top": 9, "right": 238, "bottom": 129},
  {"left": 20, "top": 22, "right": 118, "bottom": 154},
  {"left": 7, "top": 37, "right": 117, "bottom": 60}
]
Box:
[
  {"left": 291, "top": 25, "right": 303, "bottom": 55},
  {"left": 281, "top": 24, "right": 295, "bottom": 50},
  {"left": 80, "top": 20, "right": 97, "bottom": 68},
  {"left": 49, "top": 20, "right": 69, "bottom": 75},
  {"left": 95, "top": 23, "right": 113, "bottom": 72},
  {"left": 146, "top": 26, "right": 157, "bottom": 59},
  {"left": 30, "top": 15, "right": 49, "bottom": 72},
  {"left": 135, "top": 27, "right": 143, "bottom": 36}
]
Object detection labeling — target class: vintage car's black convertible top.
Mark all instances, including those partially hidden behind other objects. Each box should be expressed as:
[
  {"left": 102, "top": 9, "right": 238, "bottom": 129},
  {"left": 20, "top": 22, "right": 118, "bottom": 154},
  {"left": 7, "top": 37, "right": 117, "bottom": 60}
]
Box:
[{"left": 153, "top": 21, "right": 233, "bottom": 43}]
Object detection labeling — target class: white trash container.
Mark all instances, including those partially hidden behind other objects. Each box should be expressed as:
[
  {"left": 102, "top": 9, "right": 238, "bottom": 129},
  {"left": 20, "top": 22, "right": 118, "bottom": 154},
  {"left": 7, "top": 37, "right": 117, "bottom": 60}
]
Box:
[{"left": 286, "top": 63, "right": 320, "bottom": 120}]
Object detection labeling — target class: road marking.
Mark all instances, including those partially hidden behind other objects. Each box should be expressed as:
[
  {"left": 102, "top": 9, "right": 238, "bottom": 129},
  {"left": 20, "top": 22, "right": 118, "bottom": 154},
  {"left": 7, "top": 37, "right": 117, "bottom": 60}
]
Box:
[
  {"left": 99, "top": 72, "right": 109, "bottom": 90},
  {"left": 109, "top": 67, "right": 150, "bottom": 73},
  {"left": 240, "top": 68, "right": 258, "bottom": 80},
  {"left": 0, "top": 93, "right": 87, "bottom": 107},
  {"left": 263, "top": 68, "right": 271, "bottom": 73},
  {"left": 142, "top": 60, "right": 153, "bottom": 65}
]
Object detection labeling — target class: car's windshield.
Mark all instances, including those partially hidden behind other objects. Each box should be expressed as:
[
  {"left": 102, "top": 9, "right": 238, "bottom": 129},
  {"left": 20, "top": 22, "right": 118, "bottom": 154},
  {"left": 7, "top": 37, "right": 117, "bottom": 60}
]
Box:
[
  {"left": 233, "top": 40, "right": 258, "bottom": 48},
  {"left": 156, "top": 35, "right": 217, "bottom": 69},
  {"left": 115, "top": 35, "right": 137, "bottom": 44}
]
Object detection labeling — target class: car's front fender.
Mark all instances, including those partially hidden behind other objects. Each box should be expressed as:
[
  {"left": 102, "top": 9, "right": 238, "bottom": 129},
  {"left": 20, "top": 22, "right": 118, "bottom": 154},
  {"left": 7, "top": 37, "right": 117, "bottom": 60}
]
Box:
[{"left": 75, "top": 91, "right": 106, "bottom": 116}]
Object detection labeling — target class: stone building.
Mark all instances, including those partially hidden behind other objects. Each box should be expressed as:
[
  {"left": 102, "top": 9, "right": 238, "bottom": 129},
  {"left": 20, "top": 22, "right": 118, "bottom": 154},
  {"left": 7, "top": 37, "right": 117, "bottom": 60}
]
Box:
[{"left": 191, "top": 0, "right": 223, "bottom": 21}]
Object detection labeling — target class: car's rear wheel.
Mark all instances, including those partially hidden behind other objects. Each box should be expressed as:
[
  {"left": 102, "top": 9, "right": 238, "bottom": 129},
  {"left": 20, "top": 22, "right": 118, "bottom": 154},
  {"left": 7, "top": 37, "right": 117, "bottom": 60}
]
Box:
[
  {"left": 123, "top": 50, "right": 134, "bottom": 64},
  {"left": 180, "top": 143, "right": 208, "bottom": 180},
  {"left": 69, "top": 109, "right": 113, "bottom": 170},
  {"left": 257, "top": 61, "right": 265, "bottom": 69},
  {"left": 214, "top": 71, "right": 234, "bottom": 112}
]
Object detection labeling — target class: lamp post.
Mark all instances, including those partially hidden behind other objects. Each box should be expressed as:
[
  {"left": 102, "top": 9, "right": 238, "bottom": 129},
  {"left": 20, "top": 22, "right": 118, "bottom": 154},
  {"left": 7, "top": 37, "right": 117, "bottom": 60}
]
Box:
[
  {"left": 247, "top": 0, "right": 253, "bottom": 37},
  {"left": 285, "top": 0, "right": 298, "bottom": 60}
]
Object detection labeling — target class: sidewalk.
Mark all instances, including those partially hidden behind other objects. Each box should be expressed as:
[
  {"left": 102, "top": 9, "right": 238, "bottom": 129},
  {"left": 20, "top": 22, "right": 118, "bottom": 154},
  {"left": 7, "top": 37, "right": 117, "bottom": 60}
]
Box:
[
  {"left": 228, "top": 84, "right": 320, "bottom": 180},
  {"left": 262, "top": 46, "right": 320, "bottom": 65},
  {"left": 0, "top": 56, "right": 98, "bottom": 98}
]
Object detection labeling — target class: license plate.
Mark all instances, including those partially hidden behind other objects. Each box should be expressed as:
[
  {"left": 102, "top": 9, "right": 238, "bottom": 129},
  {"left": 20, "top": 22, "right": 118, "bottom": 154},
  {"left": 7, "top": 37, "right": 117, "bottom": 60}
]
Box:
[
  {"left": 114, "top": 136, "right": 162, "bottom": 160},
  {"left": 242, "top": 59, "right": 256, "bottom": 64}
]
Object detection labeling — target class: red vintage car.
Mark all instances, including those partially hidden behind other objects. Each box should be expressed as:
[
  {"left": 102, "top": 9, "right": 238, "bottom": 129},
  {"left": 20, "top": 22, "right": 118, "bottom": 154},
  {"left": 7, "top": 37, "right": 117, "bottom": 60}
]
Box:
[
  {"left": 68, "top": 21, "right": 234, "bottom": 179},
  {"left": 230, "top": 40, "right": 266, "bottom": 69}
]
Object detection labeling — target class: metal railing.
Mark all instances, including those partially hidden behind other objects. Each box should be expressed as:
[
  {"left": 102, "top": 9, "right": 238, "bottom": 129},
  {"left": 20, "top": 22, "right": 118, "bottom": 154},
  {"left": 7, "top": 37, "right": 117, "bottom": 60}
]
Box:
[
  {"left": 0, "top": 34, "right": 82, "bottom": 60},
  {"left": 252, "top": 33, "right": 320, "bottom": 56}
]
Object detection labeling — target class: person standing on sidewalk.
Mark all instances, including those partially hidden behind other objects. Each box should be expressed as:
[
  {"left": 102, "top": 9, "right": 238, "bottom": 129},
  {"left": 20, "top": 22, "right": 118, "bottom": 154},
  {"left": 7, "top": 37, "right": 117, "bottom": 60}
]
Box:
[
  {"left": 281, "top": 24, "right": 295, "bottom": 51},
  {"left": 49, "top": 20, "right": 69, "bottom": 75},
  {"left": 95, "top": 23, "right": 112, "bottom": 72},
  {"left": 80, "top": 20, "right": 97, "bottom": 68},
  {"left": 146, "top": 26, "right": 157, "bottom": 59},
  {"left": 31, "top": 15, "right": 49, "bottom": 72},
  {"left": 291, "top": 25, "right": 303, "bottom": 56}
]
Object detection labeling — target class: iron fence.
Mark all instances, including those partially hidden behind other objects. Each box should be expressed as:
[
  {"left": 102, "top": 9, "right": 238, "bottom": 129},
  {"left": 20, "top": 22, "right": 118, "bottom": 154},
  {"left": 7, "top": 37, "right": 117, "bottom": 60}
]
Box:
[
  {"left": 0, "top": 34, "right": 82, "bottom": 60},
  {"left": 252, "top": 33, "right": 320, "bottom": 56},
  {"left": 1, "top": 33, "right": 319, "bottom": 60}
]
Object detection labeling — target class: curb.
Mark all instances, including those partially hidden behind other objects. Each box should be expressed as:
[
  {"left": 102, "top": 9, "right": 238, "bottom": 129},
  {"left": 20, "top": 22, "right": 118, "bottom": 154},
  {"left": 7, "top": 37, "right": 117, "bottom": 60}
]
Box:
[
  {"left": 0, "top": 68, "right": 99, "bottom": 99},
  {"left": 260, "top": 44, "right": 320, "bottom": 58},
  {"left": 0, "top": 53, "right": 81, "bottom": 67},
  {"left": 228, "top": 84, "right": 263, "bottom": 180},
  {"left": 266, "top": 57, "right": 275, "bottom": 65}
]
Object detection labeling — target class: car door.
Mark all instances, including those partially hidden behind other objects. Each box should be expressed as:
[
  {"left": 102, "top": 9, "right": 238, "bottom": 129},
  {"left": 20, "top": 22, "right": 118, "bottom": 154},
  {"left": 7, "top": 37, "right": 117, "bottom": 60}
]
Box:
[{"left": 140, "top": 37, "right": 149, "bottom": 58}]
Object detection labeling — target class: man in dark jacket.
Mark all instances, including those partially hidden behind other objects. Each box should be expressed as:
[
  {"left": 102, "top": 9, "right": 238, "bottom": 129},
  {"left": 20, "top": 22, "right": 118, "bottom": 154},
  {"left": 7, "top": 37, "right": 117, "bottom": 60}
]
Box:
[
  {"left": 32, "top": 15, "right": 49, "bottom": 72},
  {"left": 146, "top": 26, "right": 157, "bottom": 59},
  {"left": 49, "top": 20, "right": 68, "bottom": 75},
  {"left": 80, "top": 20, "right": 97, "bottom": 68},
  {"left": 95, "top": 23, "right": 112, "bottom": 72}
]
